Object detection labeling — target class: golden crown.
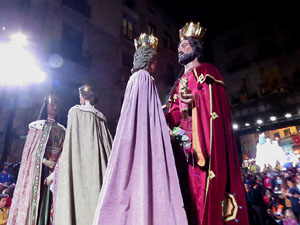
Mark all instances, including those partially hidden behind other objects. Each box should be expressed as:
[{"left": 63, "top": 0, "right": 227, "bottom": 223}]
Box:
[
  {"left": 179, "top": 22, "right": 207, "bottom": 41},
  {"left": 134, "top": 33, "right": 158, "bottom": 50},
  {"left": 45, "top": 94, "right": 59, "bottom": 104},
  {"left": 79, "top": 84, "right": 93, "bottom": 94}
]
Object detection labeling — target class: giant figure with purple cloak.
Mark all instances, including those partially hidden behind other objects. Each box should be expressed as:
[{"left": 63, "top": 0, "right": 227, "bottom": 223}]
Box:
[{"left": 92, "top": 33, "right": 188, "bottom": 225}]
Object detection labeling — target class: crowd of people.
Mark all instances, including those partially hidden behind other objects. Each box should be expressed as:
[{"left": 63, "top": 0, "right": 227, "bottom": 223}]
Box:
[
  {"left": 243, "top": 162, "right": 300, "bottom": 225},
  {"left": 0, "top": 163, "right": 17, "bottom": 225}
]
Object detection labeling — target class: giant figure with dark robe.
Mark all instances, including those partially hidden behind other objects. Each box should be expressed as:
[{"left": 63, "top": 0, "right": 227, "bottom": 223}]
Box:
[
  {"left": 8, "top": 95, "right": 65, "bottom": 225},
  {"left": 92, "top": 33, "right": 188, "bottom": 225},
  {"left": 165, "top": 22, "right": 249, "bottom": 225},
  {"left": 53, "top": 85, "right": 112, "bottom": 225}
]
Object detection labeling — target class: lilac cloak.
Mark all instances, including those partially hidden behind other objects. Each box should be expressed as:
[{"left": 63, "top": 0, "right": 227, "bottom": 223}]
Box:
[{"left": 92, "top": 70, "right": 188, "bottom": 225}]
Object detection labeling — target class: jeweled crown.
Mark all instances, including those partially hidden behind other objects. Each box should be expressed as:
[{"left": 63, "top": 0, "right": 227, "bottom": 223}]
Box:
[
  {"left": 134, "top": 33, "right": 158, "bottom": 50},
  {"left": 45, "top": 94, "right": 59, "bottom": 104},
  {"left": 179, "top": 22, "right": 207, "bottom": 41}
]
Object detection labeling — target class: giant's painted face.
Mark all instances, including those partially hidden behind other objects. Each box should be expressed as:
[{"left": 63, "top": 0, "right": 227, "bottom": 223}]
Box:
[
  {"left": 178, "top": 39, "right": 196, "bottom": 65},
  {"left": 148, "top": 54, "right": 158, "bottom": 74},
  {"left": 47, "top": 102, "right": 59, "bottom": 117}
]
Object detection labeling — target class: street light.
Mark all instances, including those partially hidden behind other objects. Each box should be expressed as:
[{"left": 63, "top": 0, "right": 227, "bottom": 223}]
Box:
[
  {"left": 257, "top": 119, "right": 263, "bottom": 125},
  {"left": 270, "top": 116, "right": 277, "bottom": 121},
  {"left": 233, "top": 124, "right": 239, "bottom": 130},
  {"left": 285, "top": 113, "right": 292, "bottom": 118}
]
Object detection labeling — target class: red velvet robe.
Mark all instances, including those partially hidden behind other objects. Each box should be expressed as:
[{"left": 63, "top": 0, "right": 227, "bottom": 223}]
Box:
[{"left": 166, "top": 63, "right": 249, "bottom": 225}]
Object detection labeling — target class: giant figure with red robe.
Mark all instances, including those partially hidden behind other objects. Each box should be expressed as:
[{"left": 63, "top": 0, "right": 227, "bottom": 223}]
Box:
[{"left": 166, "top": 22, "right": 249, "bottom": 225}]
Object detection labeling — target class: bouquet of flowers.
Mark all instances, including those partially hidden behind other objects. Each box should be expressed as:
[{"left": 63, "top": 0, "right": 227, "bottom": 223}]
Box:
[{"left": 172, "top": 126, "right": 191, "bottom": 149}]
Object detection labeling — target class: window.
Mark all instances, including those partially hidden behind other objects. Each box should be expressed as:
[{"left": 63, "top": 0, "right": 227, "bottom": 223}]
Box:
[
  {"left": 62, "top": 0, "right": 91, "bottom": 18},
  {"left": 147, "top": 24, "right": 156, "bottom": 35},
  {"left": 122, "top": 16, "right": 134, "bottom": 39},
  {"left": 60, "top": 25, "right": 83, "bottom": 62}
]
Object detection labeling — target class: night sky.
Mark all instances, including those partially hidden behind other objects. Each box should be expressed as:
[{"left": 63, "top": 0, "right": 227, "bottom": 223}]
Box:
[{"left": 149, "top": 2, "right": 295, "bottom": 39}]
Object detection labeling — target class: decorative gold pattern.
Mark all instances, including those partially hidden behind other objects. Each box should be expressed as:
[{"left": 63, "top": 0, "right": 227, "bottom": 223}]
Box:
[
  {"left": 179, "top": 22, "right": 207, "bottom": 41},
  {"left": 204, "top": 83, "right": 215, "bottom": 213},
  {"left": 211, "top": 112, "right": 218, "bottom": 120},
  {"left": 134, "top": 33, "right": 158, "bottom": 50},
  {"left": 208, "top": 170, "right": 215, "bottom": 180},
  {"left": 222, "top": 193, "right": 238, "bottom": 222}
]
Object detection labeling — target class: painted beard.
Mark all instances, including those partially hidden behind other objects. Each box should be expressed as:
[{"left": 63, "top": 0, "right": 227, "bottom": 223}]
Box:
[{"left": 178, "top": 50, "right": 196, "bottom": 65}]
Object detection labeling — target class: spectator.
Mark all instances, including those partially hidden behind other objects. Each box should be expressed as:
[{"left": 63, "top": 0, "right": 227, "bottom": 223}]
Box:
[
  {"left": 286, "top": 177, "right": 300, "bottom": 221},
  {"left": 0, "top": 164, "right": 13, "bottom": 186},
  {"left": 3, "top": 184, "right": 15, "bottom": 208},
  {"left": 283, "top": 208, "right": 298, "bottom": 225},
  {"left": 265, "top": 172, "right": 273, "bottom": 190},
  {"left": 0, "top": 194, "right": 9, "bottom": 225},
  {"left": 279, "top": 179, "right": 292, "bottom": 208}
]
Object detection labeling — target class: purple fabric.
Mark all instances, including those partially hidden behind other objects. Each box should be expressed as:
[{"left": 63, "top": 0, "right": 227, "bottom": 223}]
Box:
[{"left": 93, "top": 70, "right": 188, "bottom": 225}]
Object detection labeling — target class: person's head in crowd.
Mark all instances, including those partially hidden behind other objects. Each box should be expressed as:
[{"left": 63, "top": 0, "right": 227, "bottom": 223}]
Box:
[
  {"left": 270, "top": 194, "right": 283, "bottom": 207},
  {"left": 256, "top": 177, "right": 263, "bottom": 186},
  {"left": 248, "top": 174, "right": 255, "bottom": 181},
  {"left": 245, "top": 176, "right": 256, "bottom": 187},
  {"left": 281, "top": 178, "right": 289, "bottom": 191},
  {"left": 295, "top": 163, "right": 300, "bottom": 173},
  {"left": 276, "top": 176, "right": 283, "bottom": 185},
  {"left": 284, "top": 171, "right": 291, "bottom": 178},
  {"left": 4, "top": 184, "right": 15, "bottom": 198},
  {"left": 0, "top": 185, "right": 7, "bottom": 195},
  {"left": 0, "top": 194, "right": 8, "bottom": 208},
  {"left": 284, "top": 208, "right": 297, "bottom": 221},
  {"left": 286, "top": 177, "right": 296, "bottom": 188},
  {"left": 270, "top": 172, "right": 277, "bottom": 179},
  {"left": 0, "top": 162, "right": 10, "bottom": 175},
  {"left": 265, "top": 188, "right": 273, "bottom": 200}
]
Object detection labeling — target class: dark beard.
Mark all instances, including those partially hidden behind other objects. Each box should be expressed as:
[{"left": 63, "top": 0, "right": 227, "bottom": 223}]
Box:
[{"left": 178, "top": 51, "right": 196, "bottom": 65}]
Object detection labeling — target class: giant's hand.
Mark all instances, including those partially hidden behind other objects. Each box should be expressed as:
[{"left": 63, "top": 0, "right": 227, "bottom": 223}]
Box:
[
  {"left": 179, "top": 93, "right": 195, "bottom": 105},
  {"left": 44, "top": 172, "right": 54, "bottom": 186},
  {"left": 42, "top": 159, "right": 56, "bottom": 169}
]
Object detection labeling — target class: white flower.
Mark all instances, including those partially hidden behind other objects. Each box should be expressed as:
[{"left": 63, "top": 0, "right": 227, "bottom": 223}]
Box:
[{"left": 182, "top": 135, "right": 189, "bottom": 142}]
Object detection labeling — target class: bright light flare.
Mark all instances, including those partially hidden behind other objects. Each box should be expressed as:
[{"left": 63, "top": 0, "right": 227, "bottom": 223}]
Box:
[
  {"left": 270, "top": 116, "right": 277, "bottom": 121},
  {"left": 245, "top": 123, "right": 250, "bottom": 127},
  {"left": 285, "top": 113, "right": 292, "bottom": 118},
  {"left": 0, "top": 43, "right": 46, "bottom": 86},
  {"left": 233, "top": 124, "right": 239, "bottom": 130},
  {"left": 257, "top": 119, "right": 263, "bottom": 125},
  {"left": 10, "top": 32, "right": 28, "bottom": 47}
]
